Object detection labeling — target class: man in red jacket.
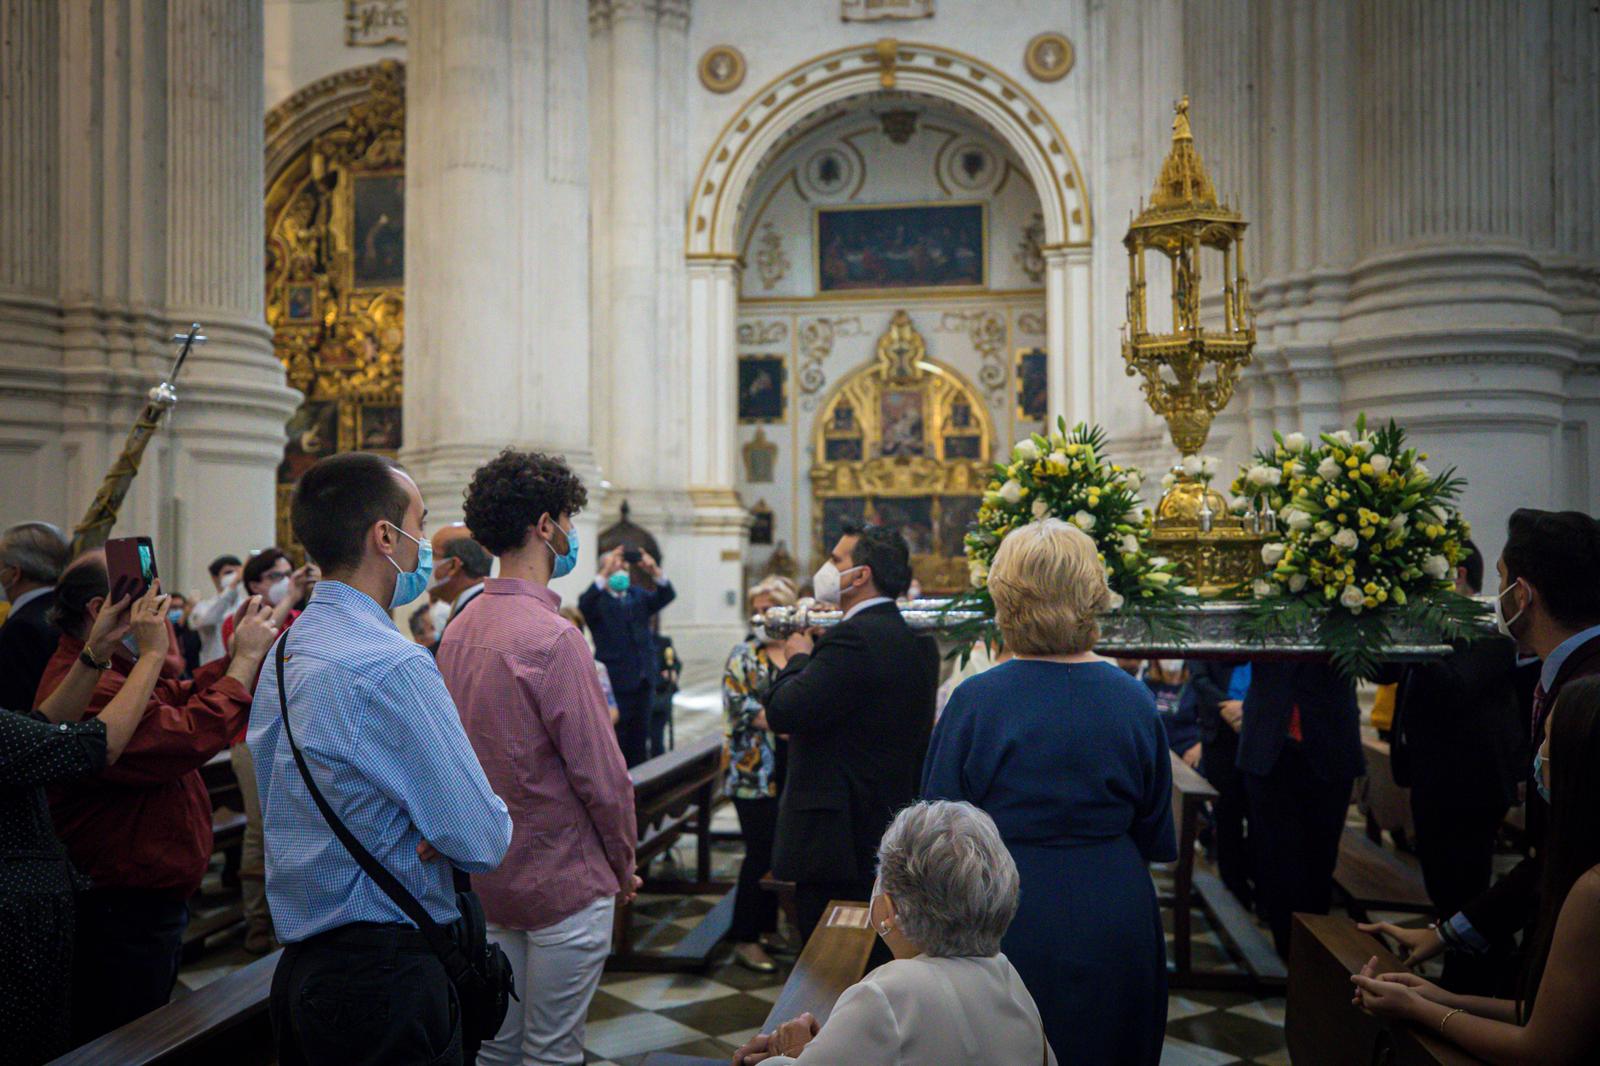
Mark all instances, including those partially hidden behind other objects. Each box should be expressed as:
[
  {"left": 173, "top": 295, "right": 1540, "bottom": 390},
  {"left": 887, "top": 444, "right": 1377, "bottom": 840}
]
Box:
[{"left": 35, "top": 551, "right": 279, "bottom": 1043}]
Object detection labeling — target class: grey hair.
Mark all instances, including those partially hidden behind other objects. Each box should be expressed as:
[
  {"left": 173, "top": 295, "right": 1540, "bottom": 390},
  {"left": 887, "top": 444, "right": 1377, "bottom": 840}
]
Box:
[
  {"left": 0, "top": 522, "right": 71, "bottom": 584},
  {"left": 875, "top": 800, "right": 1020, "bottom": 958}
]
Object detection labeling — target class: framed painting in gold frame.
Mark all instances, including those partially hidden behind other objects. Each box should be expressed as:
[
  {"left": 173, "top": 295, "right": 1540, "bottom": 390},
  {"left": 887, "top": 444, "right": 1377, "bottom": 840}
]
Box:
[{"left": 814, "top": 201, "right": 986, "bottom": 294}]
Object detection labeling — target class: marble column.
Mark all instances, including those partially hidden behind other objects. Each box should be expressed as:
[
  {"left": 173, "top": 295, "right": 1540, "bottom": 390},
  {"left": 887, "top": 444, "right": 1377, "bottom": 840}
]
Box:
[
  {"left": 0, "top": 0, "right": 294, "bottom": 589},
  {"left": 403, "top": 0, "right": 603, "bottom": 599}
]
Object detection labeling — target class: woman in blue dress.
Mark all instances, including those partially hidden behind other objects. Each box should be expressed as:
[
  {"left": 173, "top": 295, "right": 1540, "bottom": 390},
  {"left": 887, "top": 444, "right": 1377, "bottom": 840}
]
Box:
[{"left": 923, "top": 518, "right": 1176, "bottom": 1065}]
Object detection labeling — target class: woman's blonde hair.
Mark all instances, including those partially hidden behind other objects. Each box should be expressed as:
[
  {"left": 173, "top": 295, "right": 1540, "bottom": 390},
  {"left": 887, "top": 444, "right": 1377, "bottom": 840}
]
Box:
[
  {"left": 747, "top": 574, "right": 798, "bottom": 607},
  {"left": 987, "top": 518, "right": 1109, "bottom": 654}
]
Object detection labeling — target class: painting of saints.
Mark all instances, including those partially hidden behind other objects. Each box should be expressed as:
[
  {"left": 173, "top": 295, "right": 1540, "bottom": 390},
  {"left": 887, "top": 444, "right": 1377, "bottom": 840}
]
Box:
[
  {"left": 879, "top": 390, "right": 925, "bottom": 457},
  {"left": 352, "top": 175, "right": 405, "bottom": 288}
]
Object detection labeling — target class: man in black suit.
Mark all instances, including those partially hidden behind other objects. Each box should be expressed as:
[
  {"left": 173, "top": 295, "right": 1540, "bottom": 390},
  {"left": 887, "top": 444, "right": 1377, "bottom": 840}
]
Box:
[
  {"left": 1381, "top": 542, "right": 1527, "bottom": 992},
  {"left": 765, "top": 524, "right": 939, "bottom": 948},
  {"left": 579, "top": 545, "right": 676, "bottom": 766},
  {"left": 1364, "top": 509, "right": 1600, "bottom": 980},
  {"left": 1237, "top": 660, "right": 1366, "bottom": 957},
  {"left": 0, "top": 521, "right": 72, "bottom": 711},
  {"left": 1184, "top": 660, "right": 1253, "bottom": 911}
]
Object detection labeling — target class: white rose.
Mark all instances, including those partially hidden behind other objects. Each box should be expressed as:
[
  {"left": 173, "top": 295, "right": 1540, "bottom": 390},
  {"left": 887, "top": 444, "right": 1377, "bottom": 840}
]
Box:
[
  {"left": 1123, "top": 471, "right": 1142, "bottom": 493},
  {"left": 1150, "top": 556, "right": 1171, "bottom": 568},
  {"left": 1288, "top": 573, "right": 1308, "bottom": 593},
  {"left": 1332, "top": 527, "right": 1360, "bottom": 551},
  {"left": 1120, "top": 534, "right": 1141, "bottom": 556},
  {"left": 1369, "top": 454, "right": 1392, "bottom": 475},
  {"left": 1013, "top": 439, "right": 1040, "bottom": 462},
  {"left": 1182, "top": 454, "right": 1203, "bottom": 478},
  {"left": 1262, "top": 542, "right": 1287, "bottom": 566},
  {"left": 1178, "top": 586, "right": 1200, "bottom": 597},
  {"left": 1286, "top": 461, "right": 1304, "bottom": 478},
  {"left": 999, "top": 479, "right": 1023, "bottom": 505},
  {"left": 1318, "top": 457, "right": 1342, "bottom": 482},
  {"left": 1252, "top": 579, "right": 1276, "bottom": 599},
  {"left": 1048, "top": 451, "right": 1069, "bottom": 467},
  {"left": 1388, "top": 512, "right": 1408, "bottom": 533},
  {"left": 1161, "top": 472, "right": 1177, "bottom": 491},
  {"left": 1106, "top": 590, "right": 1125, "bottom": 611},
  {"left": 1340, "top": 585, "right": 1366, "bottom": 610},
  {"left": 1285, "top": 508, "right": 1313, "bottom": 533},
  {"left": 1354, "top": 439, "right": 1374, "bottom": 457},
  {"left": 1266, "top": 467, "right": 1283, "bottom": 486},
  {"left": 1285, "top": 432, "right": 1307, "bottom": 452},
  {"left": 1201, "top": 455, "right": 1219, "bottom": 477},
  {"left": 1332, "top": 430, "right": 1354, "bottom": 446},
  {"left": 1422, "top": 554, "right": 1450, "bottom": 581},
  {"left": 1031, "top": 498, "right": 1051, "bottom": 520},
  {"left": 1414, "top": 461, "right": 1431, "bottom": 479},
  {"left": 1230, "top": 495, "right": 1252, "bottom": 514},
  {"left": 1246, "top": 464, "right": 1273, "bottom": 487},
  {"left": 1072, "top": 511, "right": 1097, "bottom": 532}
]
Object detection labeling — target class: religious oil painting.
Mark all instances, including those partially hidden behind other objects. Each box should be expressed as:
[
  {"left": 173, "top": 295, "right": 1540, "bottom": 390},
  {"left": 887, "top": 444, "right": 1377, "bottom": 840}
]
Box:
[
  {"left": 832, "top": 404, "right": 857, "bottom": 433},
  {"left": 356, "top": 403, "right": 403, "bottom": 452},
  {"left": 879, "top": 389, "right": 926, "bottom": 457},
  {"left": 938, "top": 496, "right": 981, "bottom": 556},
  {"left": 817, "top": 203, "right": 985, "bottom": 292},
  {"left": 352, "top": 174, "right": 405, "bottom": 289},
  {"left": 1016, "top": 347, "right": 1048, "bottom": 422},
  {"left": 278, "top": 401, "right": 339, "bottom": 482},
  {"left": 943, "top": 434, "right": 982, "bottom": 459},
  {"left": 748, "top": 506, "right": 774, "bottom": 546},
  {"left": 874, "top": 496, "right": 934, "bottom": 555},
  {"left": 285, "top": 284, "right": 317, "bottom": 323},
  {"left": 824, "top": 436, "right": 864, "bottom": 461},
  {"left": 738, "top": 355, "right": 787, "bottom": 423},
  {"left": 821, "top": 497, "right": 867, "bottom": 553}
]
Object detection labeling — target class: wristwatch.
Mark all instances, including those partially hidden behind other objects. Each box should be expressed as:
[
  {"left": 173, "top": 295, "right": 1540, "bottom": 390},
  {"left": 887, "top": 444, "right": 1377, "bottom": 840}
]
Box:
[{"left": 78, "top": 646, "right": 113, "bottom": 671}]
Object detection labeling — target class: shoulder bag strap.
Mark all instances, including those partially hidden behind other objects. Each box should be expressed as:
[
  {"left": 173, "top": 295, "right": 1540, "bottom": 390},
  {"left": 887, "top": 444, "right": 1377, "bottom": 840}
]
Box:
[{"left": 274, "top": 636, "right": 462, "bottom": 969}]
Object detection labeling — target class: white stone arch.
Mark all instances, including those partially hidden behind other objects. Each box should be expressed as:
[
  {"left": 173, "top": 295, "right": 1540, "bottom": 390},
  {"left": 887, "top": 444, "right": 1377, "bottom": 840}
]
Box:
[{"left": 685, "top": 41, "right": 1096, "bottom": 494}]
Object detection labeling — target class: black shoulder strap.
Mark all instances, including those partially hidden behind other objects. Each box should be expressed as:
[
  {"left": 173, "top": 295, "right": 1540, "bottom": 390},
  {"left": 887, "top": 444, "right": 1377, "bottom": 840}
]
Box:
[{"left": 274, "top": 636, "right": 461, "bottom": 967}]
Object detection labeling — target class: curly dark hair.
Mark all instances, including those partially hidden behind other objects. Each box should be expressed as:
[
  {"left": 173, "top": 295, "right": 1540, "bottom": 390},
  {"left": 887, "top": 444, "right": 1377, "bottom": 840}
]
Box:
[{"left": 463, "top": 449, "right": 588, "bottom": 556}]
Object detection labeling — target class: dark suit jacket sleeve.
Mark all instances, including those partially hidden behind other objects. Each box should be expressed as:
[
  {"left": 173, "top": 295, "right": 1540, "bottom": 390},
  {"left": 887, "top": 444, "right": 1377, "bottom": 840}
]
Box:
[
  {"left": 1189, "top": 663, "right": 1228, "bottom": 744},
  {"left": 644, "top": 580, "right": 677, "bottom": 615},
  {"left": 0, "top": 611, "right": 54, "bottom": 711},
  {"left": 764, "top": 626, "right": 870, "bottom": 736},
  {"left": 1459, "top": 853, "right": 1539, "bottom": 949},
  {"left": 577, "top": 581, "right": 605, "bottom": 624}
]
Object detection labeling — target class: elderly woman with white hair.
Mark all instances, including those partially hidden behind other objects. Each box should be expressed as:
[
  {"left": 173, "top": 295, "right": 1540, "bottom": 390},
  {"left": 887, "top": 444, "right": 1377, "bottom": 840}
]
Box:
[
  {"left": 922, "top": 518, "right": 1177, "bottom": 1066},
  {"left": 733, "top": 800, "right": 1054, "bottom": 1065},
  {"left": 723, "top": 574, "right": 799, "bottom": 972}
]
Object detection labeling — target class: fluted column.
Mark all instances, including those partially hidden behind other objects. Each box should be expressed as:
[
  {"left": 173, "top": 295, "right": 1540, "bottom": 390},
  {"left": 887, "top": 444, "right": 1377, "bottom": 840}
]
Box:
[
  {"left": 0, "top": 0, "right": 294, "bottom": 589},
  {"left": 403, "top": 0, "right": 602, "bottom": 597}
]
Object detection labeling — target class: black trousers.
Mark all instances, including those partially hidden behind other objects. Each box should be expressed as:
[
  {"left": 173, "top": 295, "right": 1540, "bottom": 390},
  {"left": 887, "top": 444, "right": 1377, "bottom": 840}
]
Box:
[
  {"left": 731, "top": 797, "right": 780, "bottom": 942},
  {"left": 271, "top": 923, "right": 461, "bottom": 1066},
  {"left": 795, "top": 878, "right": 891, "bottom": 971},
  {"left": 1244, "top": 743, "right": 1354, "bottom": 959},
  {"left": 647, "top": 688, "right": 674, "bottom": 759},
  {"left": 71, "top": 889, "right": 189, "bottom": 1044},
  {"left": 1412, "top": 791, "right": 1511, "bottom": 995},
  {"left": 613, "top": 683, "right": 652, "bottom": 768},
  {"left": 1202, "top": 734, "right": 1253, "bottom": 911}
]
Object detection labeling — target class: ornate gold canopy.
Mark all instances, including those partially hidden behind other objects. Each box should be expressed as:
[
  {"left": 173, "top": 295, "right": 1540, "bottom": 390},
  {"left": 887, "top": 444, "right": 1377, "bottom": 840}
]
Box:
[
  {"left": 810, "top": 310, "right": 992, "bottom": 593},
  {"left": 265, "top": 61, "right": 406, "bottom": 552}
]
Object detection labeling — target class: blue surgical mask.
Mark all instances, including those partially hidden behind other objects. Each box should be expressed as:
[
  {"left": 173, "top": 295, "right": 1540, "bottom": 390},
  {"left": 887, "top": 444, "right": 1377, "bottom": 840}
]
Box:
[
  {"left": 608, "top": 570, "right": 631, "bottom": 594},
  {"left": 1534, "top": 750, "right": 1551, "bottom": 805},
  {"left": 385, "top": 522, "right": 433, "bottom": 609},
  {"left": 545, "top": 519, "right": 579, "bottom": 579},
  {"left": 167, "top": 608, "right": 185, "bottom": 626}
]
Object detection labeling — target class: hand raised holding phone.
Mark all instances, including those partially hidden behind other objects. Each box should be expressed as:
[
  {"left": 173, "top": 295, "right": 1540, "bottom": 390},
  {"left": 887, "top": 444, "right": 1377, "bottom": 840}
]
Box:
[{"left": 129, "top": 580, "right": 172, "bottom": 658}]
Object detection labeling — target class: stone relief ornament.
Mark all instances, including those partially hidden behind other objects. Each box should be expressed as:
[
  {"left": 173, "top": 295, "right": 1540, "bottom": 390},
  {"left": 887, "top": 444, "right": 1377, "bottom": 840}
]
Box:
[
  {"left": 1015, "top": 211, "right": 1046, "bottom": 285},
  {"left": 1024, "top": 32, "right": 1074, "bottom": 82},
  {"left": 698, "top": 45, "right": 747, "bottom": 94},
  {"left": 737, "top": 320, "right": 789, "bottom": 347},
  {"left": 797, "top": 315, "right": 867, "bottom": 410},
  {"left": 842, "top": 0, "right": 933, "bottom": 20},
  {"left": 937, "top": 310, "right": 1008, "bottom": 405},
  {"left": 1016, "top": 311, "right": 1046, "bottom": 336},
  {"left": 345, "top": 0, "right": 405, "bottom": 47},
  {"left": 754, "top": 222, "right": 791, "bottom": 290}
]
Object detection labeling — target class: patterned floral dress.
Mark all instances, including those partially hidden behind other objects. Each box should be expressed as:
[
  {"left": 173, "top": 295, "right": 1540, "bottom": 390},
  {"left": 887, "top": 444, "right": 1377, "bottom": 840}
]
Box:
[{"left": 723, "top": 638, "right": 780, "bottom": 799}]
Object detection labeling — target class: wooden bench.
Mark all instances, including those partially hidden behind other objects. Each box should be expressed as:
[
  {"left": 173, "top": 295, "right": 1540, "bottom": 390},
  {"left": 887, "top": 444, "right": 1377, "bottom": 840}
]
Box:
[
  {"left": 1334, "top": 827, "right": 1432, "bottom": 918},
  {"left": 181, "top": 753, "right": 250, "bottom": 957},
  {"left": 1287, "top": 913, "right": 1486, "bottom": 1065},
  {"left": 640, "top": 899, "right": 876, "bottom": 1066},
  {"left": 1359, "top": 735, "right": 1415, "bottom": 845},
  {"left": 611, "top": 735, "right": 734, "bottom": 971},
  {"left": 1164, "top": 751, "right": 1285, "bottom": 991},
  {"left": 48, "top": 949, "right": 280, "bottom": 1066}
]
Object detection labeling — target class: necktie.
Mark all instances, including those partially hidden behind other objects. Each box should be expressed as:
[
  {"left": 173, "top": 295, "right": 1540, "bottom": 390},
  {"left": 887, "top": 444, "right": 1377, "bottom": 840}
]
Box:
[{"left": 1532, "top": 681, "right": 1548, "bottom": 743}]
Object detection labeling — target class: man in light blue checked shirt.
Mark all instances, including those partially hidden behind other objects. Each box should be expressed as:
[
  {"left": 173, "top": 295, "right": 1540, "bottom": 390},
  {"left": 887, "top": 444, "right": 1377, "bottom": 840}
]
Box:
[{"left": 250, "top": 452, "right": 511, "bottom": 1066}]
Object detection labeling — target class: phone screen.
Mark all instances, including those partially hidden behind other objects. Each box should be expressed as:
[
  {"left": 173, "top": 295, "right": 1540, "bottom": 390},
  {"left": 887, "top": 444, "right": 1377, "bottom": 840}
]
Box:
[
  {"left": 139, "top": 543, "right": 155, "bottom": 582},
  {"left": 105, "top": 536, "right": 157, "bottom": 602}
]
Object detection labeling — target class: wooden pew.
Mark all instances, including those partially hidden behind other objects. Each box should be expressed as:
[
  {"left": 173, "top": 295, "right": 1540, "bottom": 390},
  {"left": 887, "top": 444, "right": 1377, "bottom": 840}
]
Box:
[
  {"left": 1164, "top": 751, "right": 1286, "bottom": 991},
  {"left": 611, "top": 734, "right": 734, "bottom": 971},
  {"left": 1287, "top": 913, "right": 1486, "bottom": 1066},
  {"left": 1359, "top": 735, "right": 1415, "bottom": 844},
  {"left": 640, "top": 899, "right": 876, "bottom": 1066},
  {"left": 48, "top": 950, "right": 280, "bottom": 1066},
  {"left": 181, "top": 751, "right": 249, "bottom": 958},
  {"left": 1334, "top": 828, "right": 1432, "bottom": 918}
]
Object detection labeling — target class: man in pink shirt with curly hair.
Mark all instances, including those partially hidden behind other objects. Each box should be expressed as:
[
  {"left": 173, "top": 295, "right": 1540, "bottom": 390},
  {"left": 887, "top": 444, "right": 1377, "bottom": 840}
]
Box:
[{"left": 437, "top": 448, "right": 640, "bottom": 1066}]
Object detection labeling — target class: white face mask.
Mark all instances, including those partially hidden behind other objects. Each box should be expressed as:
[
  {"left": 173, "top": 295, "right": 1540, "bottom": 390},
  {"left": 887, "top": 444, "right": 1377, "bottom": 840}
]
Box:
[
  {"left": 219, "top": 571, "right": 238, "bottom": 591},
  {"left": 429, "top": 599, "right": 452, "bottom": 634},
  {"left": 1158, "top": 659, "right": 1185, "bottom": 678},
  {"left": 811, "top": 561, "right": 863, "bottom": 607},
  {"left": 266, "top": 574, "right": 292, "bottom": 605},
  {"left": 1494, "top": 579, "right": 1526, "bottom": 639}
]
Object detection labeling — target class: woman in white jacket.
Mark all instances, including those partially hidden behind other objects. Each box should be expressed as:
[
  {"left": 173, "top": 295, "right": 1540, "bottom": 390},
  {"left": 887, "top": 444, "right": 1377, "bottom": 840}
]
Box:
[{"left": 733, "top": 800, "right": 1056, "bottom": 1066}]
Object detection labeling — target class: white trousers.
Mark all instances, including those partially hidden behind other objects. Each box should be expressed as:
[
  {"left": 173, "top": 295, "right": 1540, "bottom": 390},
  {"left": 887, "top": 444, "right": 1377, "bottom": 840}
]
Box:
[{"left": 478, "top": 896, "right": 615, "bottom": 1066}]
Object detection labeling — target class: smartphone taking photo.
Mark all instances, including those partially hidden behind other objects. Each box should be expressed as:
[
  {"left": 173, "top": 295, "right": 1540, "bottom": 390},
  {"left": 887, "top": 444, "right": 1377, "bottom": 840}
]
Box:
[{"left": 105, "top": 535, "right": 159, "bottom": 602}]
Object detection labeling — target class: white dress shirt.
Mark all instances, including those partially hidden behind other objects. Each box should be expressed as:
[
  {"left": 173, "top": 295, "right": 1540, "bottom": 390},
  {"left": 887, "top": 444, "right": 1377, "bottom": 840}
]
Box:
[
  {"left": 841, "top": 595, "right": 893, "bottom": 622},
  {"left": 762, "top": 953, "right": 1055, "bottom": 1065},
  {"left": 187, "top": 580, "right": 242, "bottom": 665}
]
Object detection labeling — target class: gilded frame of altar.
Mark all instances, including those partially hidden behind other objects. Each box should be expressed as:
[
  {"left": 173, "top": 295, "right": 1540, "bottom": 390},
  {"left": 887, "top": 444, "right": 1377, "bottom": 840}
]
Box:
[
  {"left": 809, "top": 310, "right": 993, "bottom": 593},
  {"left": 266, "top": 61, "right": 407, "bottom": 556}
]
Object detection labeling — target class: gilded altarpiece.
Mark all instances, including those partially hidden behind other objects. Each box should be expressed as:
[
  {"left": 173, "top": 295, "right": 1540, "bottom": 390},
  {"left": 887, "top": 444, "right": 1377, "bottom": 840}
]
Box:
[
  {"left": 811, "top": 311, "right": 992, "bottom": 593},
  {"left": 265, "top": 63, "right": 405, "bottom": 554}
]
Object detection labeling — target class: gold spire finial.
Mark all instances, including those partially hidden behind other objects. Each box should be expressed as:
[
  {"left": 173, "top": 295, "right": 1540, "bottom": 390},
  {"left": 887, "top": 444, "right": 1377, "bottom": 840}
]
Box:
[
  {"left": 1172, "top": 95, "right": 1193, "bottom": 141},
  {"left": 1142, "top": 93, "right": 1217, "bottom": 213}
]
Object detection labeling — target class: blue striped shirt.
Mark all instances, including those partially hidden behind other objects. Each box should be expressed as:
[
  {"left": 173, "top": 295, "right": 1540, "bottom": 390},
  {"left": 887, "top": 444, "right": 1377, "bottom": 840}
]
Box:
[{"left": 249, "top": 580, "right": 512, "bottom": 943}]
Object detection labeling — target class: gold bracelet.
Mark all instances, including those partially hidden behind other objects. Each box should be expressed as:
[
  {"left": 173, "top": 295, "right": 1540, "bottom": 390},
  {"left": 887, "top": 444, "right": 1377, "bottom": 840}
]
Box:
[{"left": 1439, "top": 1007, "right": 1466, "bottom": 1036}]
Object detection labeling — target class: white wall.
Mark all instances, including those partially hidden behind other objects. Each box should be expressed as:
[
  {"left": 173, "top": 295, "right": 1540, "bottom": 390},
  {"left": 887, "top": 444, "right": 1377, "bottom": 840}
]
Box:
[{"left": 265, "top": 0, "right": 405, "bottom": 110}]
